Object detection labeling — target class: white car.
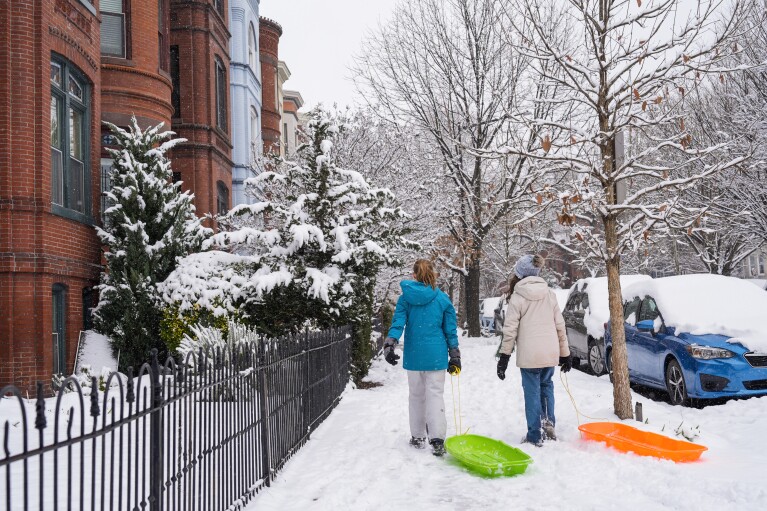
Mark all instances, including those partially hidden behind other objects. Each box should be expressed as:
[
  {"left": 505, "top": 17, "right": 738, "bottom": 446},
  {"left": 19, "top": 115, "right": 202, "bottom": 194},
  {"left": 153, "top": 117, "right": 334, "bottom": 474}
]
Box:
[{"left": 562, "top": 275, "right": 652, "bottom": 375}]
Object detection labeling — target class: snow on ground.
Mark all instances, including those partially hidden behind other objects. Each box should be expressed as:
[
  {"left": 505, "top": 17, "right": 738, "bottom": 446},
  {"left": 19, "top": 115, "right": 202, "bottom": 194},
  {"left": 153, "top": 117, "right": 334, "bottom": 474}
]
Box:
[
  {"left": 247, "top": 336, "right": 767, "bottom": 511},
  {"left": 75, "top": 330, "right": 117, "bottom": 374}
]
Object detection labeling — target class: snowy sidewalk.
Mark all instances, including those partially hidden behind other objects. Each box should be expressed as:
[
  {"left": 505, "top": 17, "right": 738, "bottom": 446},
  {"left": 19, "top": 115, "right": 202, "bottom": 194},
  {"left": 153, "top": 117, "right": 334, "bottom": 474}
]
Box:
[{"left": 247, "top": 337, "right": 767, "bottom": 511}]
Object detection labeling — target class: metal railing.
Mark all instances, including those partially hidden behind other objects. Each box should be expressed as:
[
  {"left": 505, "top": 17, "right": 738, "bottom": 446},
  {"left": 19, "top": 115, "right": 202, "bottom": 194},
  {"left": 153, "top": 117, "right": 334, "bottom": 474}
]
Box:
[{"left": 0, "top": 326, "right": 352, "bottom": 510}]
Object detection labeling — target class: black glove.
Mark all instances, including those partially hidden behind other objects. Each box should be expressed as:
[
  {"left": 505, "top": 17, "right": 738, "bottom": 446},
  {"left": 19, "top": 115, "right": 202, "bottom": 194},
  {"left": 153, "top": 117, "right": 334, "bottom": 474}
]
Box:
[
  {"left": 383, "top": 337, "right": 400, "bottom": 366},
  {"left": 497, "top": 353, "right": 510, "bottom": 380},
  {"left": 447, "top": 347, "right": 461, "bottom": 375},
  {"left": 559, "top": 355, "right": 572, "bottom": 373}
]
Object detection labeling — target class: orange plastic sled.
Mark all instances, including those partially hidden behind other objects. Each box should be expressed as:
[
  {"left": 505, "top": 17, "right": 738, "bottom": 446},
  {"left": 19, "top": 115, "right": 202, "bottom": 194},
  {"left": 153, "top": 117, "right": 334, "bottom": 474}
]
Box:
[{"left": 578, "top": 422, "right": 707, "bottom": 462}]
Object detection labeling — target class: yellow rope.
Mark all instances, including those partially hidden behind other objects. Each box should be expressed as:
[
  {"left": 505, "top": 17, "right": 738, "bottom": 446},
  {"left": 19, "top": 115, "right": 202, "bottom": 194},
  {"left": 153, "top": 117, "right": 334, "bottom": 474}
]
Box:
[
  {"left": 559, "top": 371, "right": 608, "bottom": 426},
  {"left": 449, "top": 372, "right": 470, "bottom": 436}
]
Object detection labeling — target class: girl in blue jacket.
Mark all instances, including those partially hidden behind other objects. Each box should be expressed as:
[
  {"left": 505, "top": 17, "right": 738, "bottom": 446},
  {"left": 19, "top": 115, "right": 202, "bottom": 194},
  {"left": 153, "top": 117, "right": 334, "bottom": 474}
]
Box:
[{"left": 383, "top": 259, "right": 461, "bottom": 456}]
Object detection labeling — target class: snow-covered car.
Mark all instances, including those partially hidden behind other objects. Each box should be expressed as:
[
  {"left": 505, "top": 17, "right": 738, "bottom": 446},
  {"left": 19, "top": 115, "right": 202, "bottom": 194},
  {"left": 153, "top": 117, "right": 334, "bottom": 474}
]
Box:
[
  {"left": 563, "top": 275, "right": 651, "bottom": 375},
  {"left": 746, "top": 279, "right": 767, "bottom": 291},
  {"left": 480, "top": 296, "right": 503, "bottom": 333},
  {"left": 604, "top": 274, "right": 767, "bottom": 406}
]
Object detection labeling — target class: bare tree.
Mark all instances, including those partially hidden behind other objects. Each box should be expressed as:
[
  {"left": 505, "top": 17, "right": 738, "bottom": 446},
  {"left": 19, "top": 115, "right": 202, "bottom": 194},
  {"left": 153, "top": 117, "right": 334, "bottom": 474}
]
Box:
[
  {"left": 673, "top": 1, "right": 767, "bottom": 274},
  {"left": 506, "top": 0, "right": 750, "bottom": 417},
  {"left": 354, "top": 0, "right": 558, "bottom": 335}
]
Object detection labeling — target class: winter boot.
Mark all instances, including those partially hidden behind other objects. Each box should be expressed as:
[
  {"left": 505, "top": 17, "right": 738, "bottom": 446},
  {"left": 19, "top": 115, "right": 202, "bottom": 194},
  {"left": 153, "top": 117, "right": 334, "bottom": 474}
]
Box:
[
  {"left": 409, "top": 437, "right": 426, "bottom": 449},
  {"left": 521, "top": 436, "right": 543, "bottom": 448},
  {"left": 542, "top": 419, "right": 557, "bottom": 441},
  {"left": 430, "top": 438, "right": 446, "bottom": 457}
]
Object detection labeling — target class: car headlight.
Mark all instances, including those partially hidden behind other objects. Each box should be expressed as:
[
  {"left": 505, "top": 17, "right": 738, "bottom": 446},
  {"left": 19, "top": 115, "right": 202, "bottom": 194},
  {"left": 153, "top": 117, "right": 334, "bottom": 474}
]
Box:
[{"left": 685, "top": 345, "right": 735, "bottom": 360}]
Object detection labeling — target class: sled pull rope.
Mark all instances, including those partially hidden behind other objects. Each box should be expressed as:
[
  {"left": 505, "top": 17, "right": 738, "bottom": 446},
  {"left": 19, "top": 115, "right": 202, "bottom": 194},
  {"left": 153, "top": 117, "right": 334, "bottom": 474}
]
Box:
[
  {"left": 559, "top": 371, "right": 608, "bottom": 426},
  {"left": 450, "top": 373, "right": 469, "bottom": 436}
]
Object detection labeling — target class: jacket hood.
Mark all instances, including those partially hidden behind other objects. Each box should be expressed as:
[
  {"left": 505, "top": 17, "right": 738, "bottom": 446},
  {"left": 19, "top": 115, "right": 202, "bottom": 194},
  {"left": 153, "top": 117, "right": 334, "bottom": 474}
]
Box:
[
  {"left": 400, "top": 280, "right": 439, "bottom": 306},
  {"left": 514, "top": 277, "right": 550, "bottom": 301}
]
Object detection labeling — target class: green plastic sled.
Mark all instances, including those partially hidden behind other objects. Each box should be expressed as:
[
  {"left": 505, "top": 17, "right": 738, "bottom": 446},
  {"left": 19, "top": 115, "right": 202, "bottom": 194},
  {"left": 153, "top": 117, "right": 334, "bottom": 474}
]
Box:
[{"left": 445, "top": 434, "right": 533, "bottom": 477}]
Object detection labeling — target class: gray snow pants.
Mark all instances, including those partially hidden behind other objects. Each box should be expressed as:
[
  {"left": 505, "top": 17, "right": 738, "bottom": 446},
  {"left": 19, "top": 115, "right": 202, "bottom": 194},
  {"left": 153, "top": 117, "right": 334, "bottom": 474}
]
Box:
[{"left": 407, "top": 370, "right": 447, "bottom": 440}]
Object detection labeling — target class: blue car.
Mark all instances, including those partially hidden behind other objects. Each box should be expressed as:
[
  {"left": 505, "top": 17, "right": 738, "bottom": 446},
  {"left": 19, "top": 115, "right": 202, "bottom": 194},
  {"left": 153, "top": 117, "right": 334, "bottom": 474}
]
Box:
[{"left": 604, "top": 275, "right": 767, "bottom": 406}]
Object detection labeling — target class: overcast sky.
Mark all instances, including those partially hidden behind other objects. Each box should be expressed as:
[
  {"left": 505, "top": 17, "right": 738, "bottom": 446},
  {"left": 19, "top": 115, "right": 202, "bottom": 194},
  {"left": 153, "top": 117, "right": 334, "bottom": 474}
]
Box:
[{"left": 260, "top": 0, "right": 400, "bottom": 111}]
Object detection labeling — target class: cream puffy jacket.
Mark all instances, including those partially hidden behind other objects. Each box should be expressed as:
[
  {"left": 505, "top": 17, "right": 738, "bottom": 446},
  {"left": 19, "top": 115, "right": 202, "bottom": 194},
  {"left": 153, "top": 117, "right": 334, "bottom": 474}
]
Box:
[{"left": 500, "top": 277, "right": 570, "bottom": 368}]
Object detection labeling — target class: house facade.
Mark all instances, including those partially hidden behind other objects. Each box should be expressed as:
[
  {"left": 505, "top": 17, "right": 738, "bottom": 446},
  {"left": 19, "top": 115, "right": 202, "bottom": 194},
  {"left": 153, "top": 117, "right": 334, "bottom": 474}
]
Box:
[
  {"left": 229, "top": 0, "right": 262, "bottom": 206},
  {"left": 282, "top": 90, "right": 304, "bottom": 157},
  {"left": 259, "top": 17, "right": 282, "bottom": 156},
  {"left": 0, "top": 0, "right": 103, "bottom": 391}
]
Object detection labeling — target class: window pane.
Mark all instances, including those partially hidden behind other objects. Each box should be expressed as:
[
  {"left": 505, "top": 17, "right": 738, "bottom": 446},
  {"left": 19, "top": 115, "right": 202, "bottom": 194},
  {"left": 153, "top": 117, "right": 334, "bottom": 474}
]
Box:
[
  {"left": 68, "top": 75, "right": 83, "bottom": 101},
  {"left": 639, "top": 298, "right": 660, "bottom": 322},
  {"left": 51, "top": 147, "right": 64, "bottom": 205},
  {"left": 101, "top": 0, "right": 123, "bottom": 13},
  {"left": 51, "top": 96, "right": 60, "bottom": 147},
  {"left": 100, "top": 12, "right": 125, "bottom": 57},
  {"left": 51, "top": 63, "right": 62, "bottom": 87},
  {"left": 70, "top": 156, "right": 84, "bottom": 213},
  {"left": 248, "top": 25, "right": 257, "bottom": 69},
  {"left": 70, "top": 108, "right": 83, "bottom": 159}
]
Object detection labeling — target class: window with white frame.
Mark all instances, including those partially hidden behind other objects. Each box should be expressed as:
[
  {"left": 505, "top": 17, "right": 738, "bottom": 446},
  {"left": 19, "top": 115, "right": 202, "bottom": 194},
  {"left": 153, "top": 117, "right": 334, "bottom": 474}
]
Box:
[
  {"left": 100, "top": 0, "right": 126, "bottom": 58},
  {"left": 248, "top": 23, "right": 257, "bottom": 71},
  {"left": 51, "top": 57, "right": 90, "bottom": 216}
]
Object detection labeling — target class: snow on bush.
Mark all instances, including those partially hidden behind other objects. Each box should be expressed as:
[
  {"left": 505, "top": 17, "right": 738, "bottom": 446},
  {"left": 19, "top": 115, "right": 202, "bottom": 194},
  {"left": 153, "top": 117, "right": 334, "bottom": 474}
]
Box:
[
  {"left": 160, "top": 107, "right": 415, "bottom": 335},
  {"left": 94, "top": 117, "right": 210, "bottom": 371},
  {"left": 622, "top": 274, "right": 767, "bottom": 352}
]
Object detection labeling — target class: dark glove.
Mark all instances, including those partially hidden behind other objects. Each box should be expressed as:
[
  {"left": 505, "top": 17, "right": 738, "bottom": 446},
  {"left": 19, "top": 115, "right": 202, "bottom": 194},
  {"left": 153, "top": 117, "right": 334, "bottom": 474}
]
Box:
[
  {"left": 383, "top": 337, "right": 400, "bottom": 366},
  {"left": 447, "top": 347, "right": 461, "bottom": 375},
  {"left": 497, "top": 353, "right": 510, "bottom": 380},
  {"left": 559, "top": 355, "right": 572, "bottom": 373}
]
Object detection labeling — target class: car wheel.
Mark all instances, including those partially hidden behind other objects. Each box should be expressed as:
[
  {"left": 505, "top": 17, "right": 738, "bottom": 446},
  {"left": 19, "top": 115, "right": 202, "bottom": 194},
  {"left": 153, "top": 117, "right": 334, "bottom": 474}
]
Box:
[
  {"left": 665, "top": 359, "right": 688, "bottom": 406},
  {"left": 587, "top": 337, "right": 606, "bottom": 376}
]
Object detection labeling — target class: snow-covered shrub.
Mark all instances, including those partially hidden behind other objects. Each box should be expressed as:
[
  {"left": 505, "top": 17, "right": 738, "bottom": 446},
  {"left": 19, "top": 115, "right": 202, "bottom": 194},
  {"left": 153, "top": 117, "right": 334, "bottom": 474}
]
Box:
[
  {"left": 178, "top": 320, "right": 260, "bottom": 401},
  {"left": 162, "top": 108, "right": 414, "bottom": 350},
  {"left": 94, "top": 117, "right": 211, "bottom": 372},
  {"left": 178, "top": 320, "right": 259, "bottom": 364},
  {"left": 52, "top": 365, "right": 117, "bottom": 395}
]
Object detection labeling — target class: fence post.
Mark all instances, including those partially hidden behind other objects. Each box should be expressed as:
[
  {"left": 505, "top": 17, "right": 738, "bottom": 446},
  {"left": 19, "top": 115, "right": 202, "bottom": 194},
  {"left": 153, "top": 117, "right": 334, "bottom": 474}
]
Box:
[
  {"left": 149, "top": 349, "right": 165, "bottom": 511},
  {"left": 304, "top": 328, "right": 310, "bottom": 435},
  {"left": 258, "top": 338, "right": 272, "bottom": 487}
]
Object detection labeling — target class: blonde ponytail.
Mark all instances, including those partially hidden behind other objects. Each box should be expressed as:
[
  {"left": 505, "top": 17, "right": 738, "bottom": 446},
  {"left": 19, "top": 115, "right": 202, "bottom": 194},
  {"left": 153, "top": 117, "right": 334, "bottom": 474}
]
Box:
[{"left": 413, "top": 259, "right": 437, "bottom": 289}]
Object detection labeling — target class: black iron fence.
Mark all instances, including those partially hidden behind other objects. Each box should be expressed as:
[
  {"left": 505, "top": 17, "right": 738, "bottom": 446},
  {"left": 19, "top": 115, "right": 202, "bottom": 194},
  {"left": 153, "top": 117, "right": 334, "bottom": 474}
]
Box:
[{"left": 0, "top": 326, "right": 352, "bottom": 510}]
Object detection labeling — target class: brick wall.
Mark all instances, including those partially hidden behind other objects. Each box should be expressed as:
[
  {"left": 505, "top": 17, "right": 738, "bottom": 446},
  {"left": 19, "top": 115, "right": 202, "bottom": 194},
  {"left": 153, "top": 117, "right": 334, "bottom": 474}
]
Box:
[
  {"left": 170, "top": 0, "right": 234, "bottom": 219},
  {"left": 259, "top": 17, "right": 281, "bottom": 155},
  {"left": 0, "top": 0, "right": 102, "bottom": 392}
]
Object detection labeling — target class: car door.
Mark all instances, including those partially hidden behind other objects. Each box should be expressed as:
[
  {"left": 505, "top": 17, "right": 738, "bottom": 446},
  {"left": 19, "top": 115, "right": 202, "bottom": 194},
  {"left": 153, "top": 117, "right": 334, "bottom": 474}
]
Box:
[
  {"left": 564, "top": 293, "right": 585, "bottom": 358},
  {"left": 633, "top": 297, "right": 666, "bottom": 385},
  {"left": 622, "top": 297, "right": 641, "bottom": 379},
  {"left": 574, "top": 291, "right": 590, "bottom": 355}
]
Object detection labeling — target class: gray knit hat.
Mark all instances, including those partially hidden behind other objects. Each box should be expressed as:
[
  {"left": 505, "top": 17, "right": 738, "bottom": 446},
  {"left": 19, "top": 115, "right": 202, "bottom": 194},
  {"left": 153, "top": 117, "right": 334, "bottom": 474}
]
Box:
[{"left": 514, "top": 255, "right": 545, "bottom": 279}]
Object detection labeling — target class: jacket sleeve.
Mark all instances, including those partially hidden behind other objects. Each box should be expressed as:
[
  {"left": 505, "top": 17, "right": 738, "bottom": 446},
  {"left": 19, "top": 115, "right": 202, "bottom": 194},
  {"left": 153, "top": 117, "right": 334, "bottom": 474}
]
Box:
[
  {"left": 552, "top": 292, "right": 570, "bottom": 357},
  {"left": 500, "top": 295, "right": 521, "bottom": 355},
  {"left": 386, "top": 295, "right": 409, "bottom": 341},
  {"left": 442, "top": 299, "right": 459, "bottom": 349}
]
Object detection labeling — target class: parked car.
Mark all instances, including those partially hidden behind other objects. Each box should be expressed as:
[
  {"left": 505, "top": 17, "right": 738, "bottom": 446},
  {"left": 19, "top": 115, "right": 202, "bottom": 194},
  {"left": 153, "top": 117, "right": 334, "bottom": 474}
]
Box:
[
  {"left": 480, "top": 296, "right": 503, "bottom": 333},
  {"left": 604, "top": 274, "right": 767, "bottom": 406},
  {"left": 563, "top": 275, "right": 651, "bottom": 375}
]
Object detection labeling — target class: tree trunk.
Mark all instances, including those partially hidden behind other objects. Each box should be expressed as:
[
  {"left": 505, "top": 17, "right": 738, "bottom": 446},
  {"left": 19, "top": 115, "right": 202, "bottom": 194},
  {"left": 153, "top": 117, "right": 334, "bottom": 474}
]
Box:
[
  {"left": 457, "top": 273, "right": 467, "bottom": 328},
  {"left": 605, "top": 218, "right": 634, "bottom": 420},
  {"left": 465, "top": 258, "right": 481, "bottom": 337}
]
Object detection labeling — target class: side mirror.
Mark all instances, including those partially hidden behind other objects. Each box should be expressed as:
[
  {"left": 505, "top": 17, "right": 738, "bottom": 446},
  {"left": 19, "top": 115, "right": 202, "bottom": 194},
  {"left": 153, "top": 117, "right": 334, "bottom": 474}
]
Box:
[{"left": 636, "top": 319, "right": 655, "bottom": 333}]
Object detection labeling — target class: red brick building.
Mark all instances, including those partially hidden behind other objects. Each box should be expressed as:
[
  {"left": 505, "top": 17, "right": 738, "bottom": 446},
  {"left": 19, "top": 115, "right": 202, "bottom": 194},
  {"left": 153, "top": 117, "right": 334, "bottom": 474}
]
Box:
[
  {"left": 259, "top": 17, "right": 282, "bottom": 156},
  {"left": 0, "top": 0, "right": 103, "bottom": 390},
  {"left": 170, "top": 0, "right": 234, "bottom": 218},
  {"left": 0, "top": 0, "right": 235, "bottom": 390}
]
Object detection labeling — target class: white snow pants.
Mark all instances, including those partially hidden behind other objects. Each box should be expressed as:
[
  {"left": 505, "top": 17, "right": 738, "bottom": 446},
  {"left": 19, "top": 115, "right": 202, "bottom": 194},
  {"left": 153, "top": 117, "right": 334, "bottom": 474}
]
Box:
[{"left": 407, "top": 370, "right": 447, "bottom": 440}]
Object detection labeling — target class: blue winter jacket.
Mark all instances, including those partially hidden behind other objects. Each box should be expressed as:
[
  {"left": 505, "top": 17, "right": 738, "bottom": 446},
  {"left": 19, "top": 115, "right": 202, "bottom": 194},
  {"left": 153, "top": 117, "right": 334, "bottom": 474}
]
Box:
[{"left": 386, "top": 280, "right": 459, "bottom": 371}]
